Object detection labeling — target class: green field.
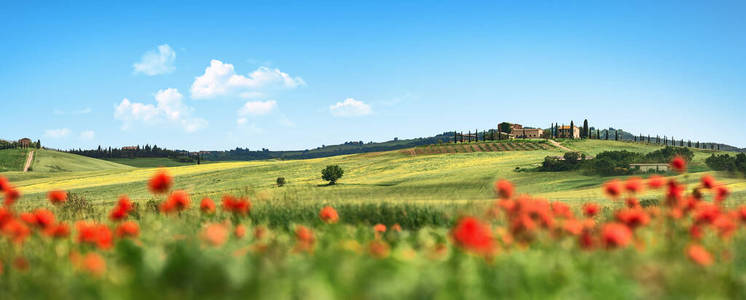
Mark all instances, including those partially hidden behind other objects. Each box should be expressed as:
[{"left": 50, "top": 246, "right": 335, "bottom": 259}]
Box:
[
  {"left": 104, "top": 157, "right": 202, "bottom": 168},
  {"left": 3, "top": 140, "right": 746, "bottom": 299},
  {"left": 5, "top": 140, "right": 745, "bottom": 210},
  {"left": 0, "top": 148, "right": 29, "bottom": 172}
]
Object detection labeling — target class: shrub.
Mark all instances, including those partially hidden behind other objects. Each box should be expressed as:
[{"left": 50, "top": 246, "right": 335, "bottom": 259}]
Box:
[
  {"left": 643, "top": 146, "right": 693, "bottom": 163},
  {"left": 321, "top": 165, "right": 344, "bottom": 185},
  {"left": 706, "top": 153, "right": 746, "bottom": 175},
  {"left": 276, "top": 177, "right": 286, "bottom": 187}
]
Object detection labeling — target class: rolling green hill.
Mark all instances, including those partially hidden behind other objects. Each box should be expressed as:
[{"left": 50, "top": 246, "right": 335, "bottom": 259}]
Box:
[
  {"left": 30, "top": 149, "right": 133, "bottom": 172},
  {"left": 0, "top": 148, "right": 29, "bottom": 172},
  {"left": 6, "top": 139, "right": 745, "bottom": 210},
  {"left": 104, "top": 157, "right": 203, "bottom": 168}
]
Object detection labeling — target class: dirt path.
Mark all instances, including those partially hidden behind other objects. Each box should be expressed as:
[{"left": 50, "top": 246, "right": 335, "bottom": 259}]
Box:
[
  {"left": 23, "top": 150, "right": 34, "bottom": 172},
  {"left": 548, "top": 140, "right": 574, "bottom": 152}
]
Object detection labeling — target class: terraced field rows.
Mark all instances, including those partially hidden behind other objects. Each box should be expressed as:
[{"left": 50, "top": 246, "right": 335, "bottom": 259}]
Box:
[{"left": 412, "top": 141, "right": 555, "bottom": 155}]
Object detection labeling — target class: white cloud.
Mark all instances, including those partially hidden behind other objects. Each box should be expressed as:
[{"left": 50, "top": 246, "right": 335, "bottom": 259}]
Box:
[
  {"left": 114, "top": 88, "right": 207, "bottom": 132},
  {"left": 238, "top": 100, "right": 277, "bottom": 116},
  {"left": 329, "top": 98, "right": 372, "bottom": 117},
  {"left": 133, "top": 44, "right": 176, "bottom": 76},
  {"left": 44, "top": 128, "right": 71, "bottom": 138},
  {"left": 237, "top": 117, "right": 248, "bottom": 125},
  {"left": 79, "top": 130, "right": 95, "bottom": 140},
  {"left": 190, "top": 60, "right": 305, "bottom": 99}
]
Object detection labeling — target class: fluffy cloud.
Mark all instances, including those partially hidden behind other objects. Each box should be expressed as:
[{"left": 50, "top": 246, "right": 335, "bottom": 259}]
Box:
[
  {"left": 44, "top": 128, "right": 71, "bottom": 138},
  {"left": 114, "top": 88, "right": 207, "bottom": 132},
  {"left": 191, "top": 60, "right": 305, "bottom": 99},
  {"left": 133, "top": 44, "right": 176, "bottom": 76},
  {"left": 79, "top": 130, "right": 95, "bottom": 140},
  {"left": 329, "top": 98, "right": 372, "bottom": 117},
  {"left": 238, "top": 100, "right": 277, "bottom": 116}
]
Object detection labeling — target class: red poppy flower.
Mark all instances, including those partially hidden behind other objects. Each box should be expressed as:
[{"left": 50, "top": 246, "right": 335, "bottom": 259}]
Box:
[
  {"left": 647, "top": 175, "right": 665, "bottom": 189},
  {"left": 44, "top": 222, "right": 70, "bottom": 238},
  {"left": 624, "top": 177, "right": 644, "bottom": 194},
  {"left": 625, "top": 197, "right": 640, "bottom": 208},
  {"left": 368, "top": 240, "right": 390, "bottom": 259},
  {"left": 0, "top": 176, "right": 9, "bottom": 192},
  {"left": 616, "top": 208, "right": 649, "bottom": 229},
  {"left": 200, "top": 197, "right": 215, "bottom": 214},
  {"left": 234, "top": 224, "right": 246, "bottom": 238},
  {"left": 712, "top": 215, "right": 737, "bottom": 238},
  {"left": 579, "top": 231, "right": 595, "bottom": 250},
  {"left": 563, "top": 219, "right": 583, "bottom": 236},
  {"left": 2, "top": 219, "right": 30, "bottom": 244},
  {"left": 319, "top": 206, "right": 339, "bottom": 224},
  {"left": 689, "top": 225, "right": 703, "bottom": 240},
  {"left": 147, "top": 170, "right": 173, "bottom": 194},
  {"left": 202, "top": 223, "right": 229, "bottom": 247},
  {"left": 47, "top": 190, "right": 68, "bottom": 205},
  {"left": 551, "top": 202, "right": 573, "bottom": 219},
  {"left": 295, "top": 225, "right": 315, "bottom": 244},
  {"left": 603, "top": 179, "right": 623, "bottom": 198},
  {"left": 76, "top": 221, "right": 113, "bottom": 250},
  {"left": 687, "top": 244, "right": 713, "bottom": 266},
  {"left": 222, "top": 195, "right": 251, "bottom": 215},
  {"left": 714, "top": 185, "right": 730, "bottom": 203},
  {"left": 700, "top": 175, "right": 717, "bottom": 189},
  {"left": 4, "top": 187, "right": 20, "bottom": 206},
  {"left": 161, "top": 190, "right": 190, "bottom": 213},
  {"left": 22, "top": 209, "right": 56, "bottom": 229},
  {"left": 583, "top": 203, "right": 600, "bottom": 217},
  {"left": 670, "top": 156, "right": 687, "bottom": 173},
  {"left": 115, "top": 221, "right": 140, "bottom": 238},
  {"left": 494, "top": 179, "right": 514, "bottom": 199},
  {"left": 391, "top": 223, "right": 402, "bottom": 232},
  {"left": 109, "top": 195, "right": 134, "bottom": 221},
  {"left": 451, "top": 216, "right": 494, "bottom": 254},
  {"left": 693, "top": 203, "right": 720, "bottom": 225},
  {"left": 601, "top": 222, "right": 632, "bottom": 248},
  {"left": 81, "top": 253, "right": 106, "bottom": 276}
]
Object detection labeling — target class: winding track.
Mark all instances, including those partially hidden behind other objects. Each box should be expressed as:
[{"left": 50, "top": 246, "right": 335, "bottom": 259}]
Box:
[{"left": 23, "top": 150, "right": 34, "bottom": 172}]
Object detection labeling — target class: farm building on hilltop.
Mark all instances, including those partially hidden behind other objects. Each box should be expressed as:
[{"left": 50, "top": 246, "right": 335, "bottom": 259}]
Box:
[
  {"left": 121, "top": 146, "right": 138, "bottom": 150},
  {"left": 18, "top": 138, "right": 32, "bottom": 148},
  {"left": 511, "top": 128, "right": 544, "bottom": 138},
  {"left": 557, "top": 126, "right": 580, "bottom": 139},
  {"left": 629, "top": 163, "right": 669, "bottom": 172}
]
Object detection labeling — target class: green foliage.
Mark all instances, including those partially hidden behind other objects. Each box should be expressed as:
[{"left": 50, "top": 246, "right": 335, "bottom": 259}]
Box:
[
  {"left": 321, "top": 165, "right": 344, "bottom": 184},
  {"left": 498, "top": 122, "right": 513, "bottom": 134},
  {"left": 539, "top": 152, "right": 583, "bottom": 172},
  {"left": 706, "top": 153, "right": 746, "bottom": 175},
  {"left": 642, "top": 146, "right": 694, "bottom": 163}
]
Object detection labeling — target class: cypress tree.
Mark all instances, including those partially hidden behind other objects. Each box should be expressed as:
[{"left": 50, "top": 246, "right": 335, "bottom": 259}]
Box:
[
  {"left": 570, "top": 121, "right": 575, "bottom": 139},
  {"left": 582, "top": 119, "right": 589, "bottom": 139}
]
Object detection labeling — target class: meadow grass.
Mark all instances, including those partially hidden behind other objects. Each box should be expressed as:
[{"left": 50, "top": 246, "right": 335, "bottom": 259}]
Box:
[
  {"left": 104, "top": 157, "right": 211, "bottom": 168},
  {"left": 4, "top": 140, "right": 744, "bottom": 212},
  {"left": 2, "top": 139, "right": 746, "bottom": 299},
  {"left": 0, "top": 148, "right": 29, "bottom": 172}
]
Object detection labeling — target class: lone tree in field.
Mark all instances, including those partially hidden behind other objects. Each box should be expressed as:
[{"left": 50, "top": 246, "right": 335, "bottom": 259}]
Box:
[{"left": 321, "top": 165, "right": 344, "bottom": 185}]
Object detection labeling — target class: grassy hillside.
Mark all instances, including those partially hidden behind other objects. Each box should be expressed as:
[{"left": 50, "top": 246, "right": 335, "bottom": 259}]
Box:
[
  {"left": 6, "top": 139, "right": 745, "bottom": 210},
  {"left": 104, "top": 157, "right": 202, "bottom": 168},
  {"left": 30, "top": 149, "right": 133, "bottom": 172},
  {"left": 0, "top": 148, "right": 29, "bottom": 172}
]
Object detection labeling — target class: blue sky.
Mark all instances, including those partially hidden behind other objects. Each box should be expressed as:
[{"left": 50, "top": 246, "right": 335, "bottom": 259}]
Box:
[{"left": 1, "top": 1, "right": 745, "bottom": 150}]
